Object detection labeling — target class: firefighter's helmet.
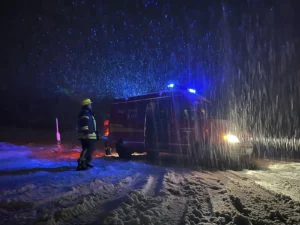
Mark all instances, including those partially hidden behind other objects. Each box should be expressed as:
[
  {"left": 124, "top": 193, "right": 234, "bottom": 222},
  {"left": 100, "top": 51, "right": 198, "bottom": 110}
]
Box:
[{"left": 81, "top": 98, "right": 93, "bottom": 106}]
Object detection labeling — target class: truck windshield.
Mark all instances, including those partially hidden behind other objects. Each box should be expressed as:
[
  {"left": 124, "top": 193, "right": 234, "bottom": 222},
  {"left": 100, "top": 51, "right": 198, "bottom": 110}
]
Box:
[
  {"left": 175, "top": 96, "right": 228, "bottom": 121},
  {"left": 182, "top": 101, "right": 228, "bottom": 121},
  {"left": 177, "top": 100, "right": 209, "bottom": 121}
]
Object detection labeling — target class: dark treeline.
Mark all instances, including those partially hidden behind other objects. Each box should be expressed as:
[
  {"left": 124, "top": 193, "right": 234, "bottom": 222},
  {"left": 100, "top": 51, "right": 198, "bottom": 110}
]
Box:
[{"left": 0, "top": 90, "right": 112, "bottom": 132}]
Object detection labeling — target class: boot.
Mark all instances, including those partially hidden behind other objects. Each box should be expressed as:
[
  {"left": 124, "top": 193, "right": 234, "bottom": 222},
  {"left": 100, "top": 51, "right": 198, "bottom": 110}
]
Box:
[
  {"left": 87, "top": 163, "right": 94, "bottom": 168},
  {"left": 76, "top": 160, "right": 88, "bottom": 171}
]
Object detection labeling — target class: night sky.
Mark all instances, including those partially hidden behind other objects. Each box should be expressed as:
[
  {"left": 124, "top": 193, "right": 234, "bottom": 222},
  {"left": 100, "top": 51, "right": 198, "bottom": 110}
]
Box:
[{"left": 1, "top": 0, "right": 300, "bottom": 134}]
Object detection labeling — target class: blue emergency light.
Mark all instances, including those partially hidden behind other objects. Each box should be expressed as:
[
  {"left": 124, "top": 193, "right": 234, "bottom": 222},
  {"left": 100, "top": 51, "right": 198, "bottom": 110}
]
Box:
[
  {"left": 167, "top": 83, "right": 197, "bottom": 94},
  {"left": 188, "top": 88, "right": 196, "bottom": 93}
]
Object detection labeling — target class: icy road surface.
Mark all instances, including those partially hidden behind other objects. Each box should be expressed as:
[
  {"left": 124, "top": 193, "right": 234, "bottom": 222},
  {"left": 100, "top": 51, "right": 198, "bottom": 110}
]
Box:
[{"left": 0, "top": 143, "right": 300, "bottom": 225}]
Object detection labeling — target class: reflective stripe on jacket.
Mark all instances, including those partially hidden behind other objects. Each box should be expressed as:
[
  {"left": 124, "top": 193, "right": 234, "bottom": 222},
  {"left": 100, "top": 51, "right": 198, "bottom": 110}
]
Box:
[{"left": 77, "top": 109, "right": 97, "bottom": 140}]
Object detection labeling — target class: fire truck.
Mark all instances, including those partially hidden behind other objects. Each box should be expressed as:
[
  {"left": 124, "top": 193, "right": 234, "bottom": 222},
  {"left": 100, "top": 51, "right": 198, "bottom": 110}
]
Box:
[{"left": 103, "top": 84, "right": 253, "bottom": 166}]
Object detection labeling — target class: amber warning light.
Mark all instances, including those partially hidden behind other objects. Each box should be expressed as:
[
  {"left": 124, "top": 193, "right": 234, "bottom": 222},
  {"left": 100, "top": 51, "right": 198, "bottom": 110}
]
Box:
[{"left": 103, "top": 120, "right": 109, "bottom": 137}]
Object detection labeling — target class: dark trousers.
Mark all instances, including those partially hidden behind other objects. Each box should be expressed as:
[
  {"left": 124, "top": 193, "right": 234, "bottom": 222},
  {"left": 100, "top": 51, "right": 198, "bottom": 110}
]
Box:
[{"left": 78, "top": 139, "right": 96, "bottom": 165}]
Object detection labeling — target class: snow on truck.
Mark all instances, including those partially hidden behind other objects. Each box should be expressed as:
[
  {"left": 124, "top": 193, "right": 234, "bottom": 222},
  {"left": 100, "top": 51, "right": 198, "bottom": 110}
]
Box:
[{"left": 102, "top": 84, "right": 253, "bottom": 166}]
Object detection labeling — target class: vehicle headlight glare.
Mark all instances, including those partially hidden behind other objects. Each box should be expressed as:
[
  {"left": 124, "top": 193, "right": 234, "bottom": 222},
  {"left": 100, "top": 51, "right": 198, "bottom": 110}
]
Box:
[{"left": 224, "top": 134, "right": 240, "bottom": 143}]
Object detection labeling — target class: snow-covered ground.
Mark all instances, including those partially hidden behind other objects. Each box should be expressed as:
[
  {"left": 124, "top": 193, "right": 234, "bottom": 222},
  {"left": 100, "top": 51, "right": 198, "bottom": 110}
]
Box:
[{"left": 0, "top": 143, "right": 300, "bottom": 225}]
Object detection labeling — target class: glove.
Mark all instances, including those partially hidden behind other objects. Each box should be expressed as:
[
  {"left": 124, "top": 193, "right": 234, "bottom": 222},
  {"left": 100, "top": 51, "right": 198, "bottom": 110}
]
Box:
[{"left": 95, "top": 130, "right": 100, "bottom": 140}]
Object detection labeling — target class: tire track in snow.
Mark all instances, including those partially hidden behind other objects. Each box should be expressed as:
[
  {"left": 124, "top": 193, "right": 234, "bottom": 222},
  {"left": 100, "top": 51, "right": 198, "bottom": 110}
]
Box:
[
  {"left": 95, "top": 169, "right": 190, "bottom": 225},
  {"left": 0, "top": 167, "right": 108, "bottom": 210},
  {"left": 0, "top": 164, "right": 140, "bottom": 219},
  {"left": 32, "top": 172, "right": 147, "bottom": 225},
  {"left": 90, "top": 173, "right": 164, "bottom": 225},
  {"left": 214, "top": 171, "right": 300, "bottom": 225},
  {"left": 99, "top": 170, "right": 166, "bottom": 225},
  {"left": 1, "top": 173, "right": 143, "bottom": 225},
  {"left": 178, "top": 171, "right": 223, "bottom": 225},
  {"left": 240, "top": 169, "right": 300, "bottom": 202},
  {"left": 157, "top": 171, "right": 189, "bottom": 225},
  {"left": 99, "top": 169, "right": 218, "bottom": 225}
]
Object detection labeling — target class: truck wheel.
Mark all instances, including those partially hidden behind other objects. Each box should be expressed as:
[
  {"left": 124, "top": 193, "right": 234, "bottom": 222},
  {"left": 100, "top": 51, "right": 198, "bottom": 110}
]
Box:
[
  {"left": 198, "top": 144, "right": 227, "bottom": 170},
  {"left": 213, "top": 145, "right": 237, "bottom": 170},
  {"left": 240, "top": 152, "right": 256, "bottom": 170},
  {"left": 146, "top": 151, "right": 159, "bottom": 160},
  {"left": 116, "top": 140, "right": 132, "bottom": 159},
  {"left": 248, "top": 153, "right": 257, "bottom": 169},
  {"left": 105, "top": 148, "right": 112, "bottom": 155},
  {"left": 117, "top": 148, "right": 132, "bottom": 159},
  {"left": 194, "top": 142, "right": 214, "bottom": 168},
  {"left": 145, "top": 129, "right": 159, "bottom": 161}
]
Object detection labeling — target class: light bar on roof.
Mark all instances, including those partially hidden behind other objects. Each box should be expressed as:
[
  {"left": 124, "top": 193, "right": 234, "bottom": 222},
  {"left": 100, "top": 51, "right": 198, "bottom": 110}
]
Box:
[
  {"left": 167, "top": 83, "right": 174, "bottom": 88},
  {"left": 188, "top": 88, "right": 196, "bottom": 93}
]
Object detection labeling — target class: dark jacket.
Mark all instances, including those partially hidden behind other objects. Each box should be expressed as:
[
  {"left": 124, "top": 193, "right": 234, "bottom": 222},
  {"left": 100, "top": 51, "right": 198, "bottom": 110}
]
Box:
[{"left": 77, "top": 108, "right": 98, "bottom": 140}]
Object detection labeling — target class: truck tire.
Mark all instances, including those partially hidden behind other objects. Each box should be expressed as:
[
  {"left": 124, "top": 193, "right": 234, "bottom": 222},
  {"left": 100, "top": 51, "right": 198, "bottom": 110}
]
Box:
[
  {"left": 105, "top": 148, "right": 112, "bottom": 155},
  {"left": 239, "top": 151, "right": 256, "bottom": 170},
  {"left": 193, "top": 142, "right": 214, "bottom": 168},
  {"left": 194, "top": 142, "right": 232, "bottom": 170},
  {"left": 145, "top": 122, "right": 159, "bottom": 160},
  {"left": 116, "top": 140, "right": 132, "bottom": 159},
  {"left": 146, "top": 150, "right": 159, "bottom": 160},
  {"left": 117, "top": 148, "right": 132, "bottom": 159}
]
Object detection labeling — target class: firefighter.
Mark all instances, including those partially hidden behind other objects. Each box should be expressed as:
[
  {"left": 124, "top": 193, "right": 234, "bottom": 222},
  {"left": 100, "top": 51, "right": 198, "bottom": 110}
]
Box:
[{"left": 77, "top": 98, "right": 99, "bottom": 171}]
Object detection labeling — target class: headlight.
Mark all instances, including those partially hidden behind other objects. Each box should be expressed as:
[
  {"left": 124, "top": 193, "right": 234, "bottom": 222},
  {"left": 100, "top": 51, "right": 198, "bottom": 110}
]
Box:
[{"left": 224, "top": 134, "right": 240, "bottom": 143}]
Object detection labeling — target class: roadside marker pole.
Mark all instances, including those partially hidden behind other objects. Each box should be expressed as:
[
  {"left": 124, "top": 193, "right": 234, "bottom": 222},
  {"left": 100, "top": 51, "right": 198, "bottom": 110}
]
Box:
[{"left": 56, "top": 118, "right": 62, "bottom": 151}]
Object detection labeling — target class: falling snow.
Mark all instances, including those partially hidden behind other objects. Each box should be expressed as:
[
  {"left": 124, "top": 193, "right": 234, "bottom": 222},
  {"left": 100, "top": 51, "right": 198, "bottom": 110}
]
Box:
[
  {"left": 1, "top": 0, "right": 300, "bottom": 159},
  {"left": 4, "top": 1, "right": 297, "bottom": 99},
  {"left": 3, "top": 0, "right": 299, "bottom": 136}
]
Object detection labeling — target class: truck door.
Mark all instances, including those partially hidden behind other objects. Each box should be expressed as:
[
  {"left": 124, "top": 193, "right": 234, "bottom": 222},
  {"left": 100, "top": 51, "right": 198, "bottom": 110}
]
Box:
[
  {"left": 145, "top": 99, "right": 169, "bottom": 151},
  {"left": 169, "top": 95, "right": 195, "bottom": 154}
]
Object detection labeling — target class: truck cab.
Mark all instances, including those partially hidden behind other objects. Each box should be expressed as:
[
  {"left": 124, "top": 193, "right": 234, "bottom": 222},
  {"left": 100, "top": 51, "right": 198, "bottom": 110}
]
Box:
[{"left": 103, "top": 86, "right": 253, "bottom": 165}]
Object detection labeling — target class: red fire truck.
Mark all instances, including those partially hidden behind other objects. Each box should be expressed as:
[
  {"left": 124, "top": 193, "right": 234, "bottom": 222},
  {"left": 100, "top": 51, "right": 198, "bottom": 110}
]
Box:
[{"left": 103, "top": 85, "right": 253, "bottom": 165}]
